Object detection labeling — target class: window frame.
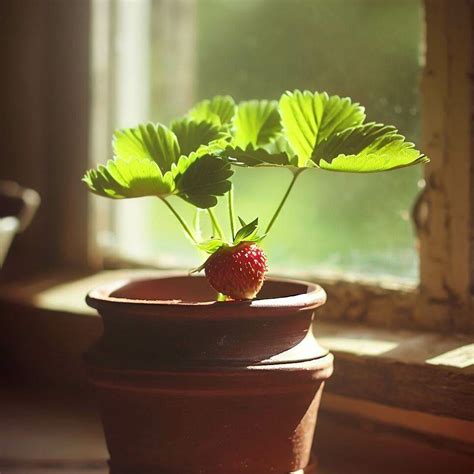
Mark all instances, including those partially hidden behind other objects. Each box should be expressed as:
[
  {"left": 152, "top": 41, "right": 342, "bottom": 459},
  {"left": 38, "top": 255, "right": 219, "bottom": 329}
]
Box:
[
  {"left": 309, "top": 0, "right": 473, "bottom": 334},
  {"left": 415, "top": 0, "right": 473, "bottom": 333}
]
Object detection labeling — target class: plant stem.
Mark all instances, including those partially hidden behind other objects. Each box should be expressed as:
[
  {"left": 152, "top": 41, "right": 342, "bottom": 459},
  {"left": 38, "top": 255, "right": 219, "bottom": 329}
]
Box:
[
  {"left": 193, "top": 208, "right": 202, "bottom": 242},
  {"left": 208, "top": 208, "right": 224, "bottom": 239},
  {"left": 265, "top": 169, "right": 302, "bottom": 235},
  {"left": 160, "top": 197, "right": 197, "bottom": 244},
  {"left": 228, "top": 186, "right": 236, "bottom": 239},
  {"left": 216, "top": 292, "right": 227, "bottom": 301}
]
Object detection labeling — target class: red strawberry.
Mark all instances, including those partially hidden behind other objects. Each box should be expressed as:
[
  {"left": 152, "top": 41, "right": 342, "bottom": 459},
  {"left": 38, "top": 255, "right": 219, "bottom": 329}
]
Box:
[{"left": 204, "top": 242, "right": 268, "bottom": 300}]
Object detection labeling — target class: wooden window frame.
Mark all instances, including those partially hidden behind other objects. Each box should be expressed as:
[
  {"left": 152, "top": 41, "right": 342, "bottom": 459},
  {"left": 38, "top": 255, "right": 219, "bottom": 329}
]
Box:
[
  {"left": 311, "top": 0, "right": 474, "bottom": 334},
  {"left": 416, "top": 0, "right": 473, "bottom": 332}
]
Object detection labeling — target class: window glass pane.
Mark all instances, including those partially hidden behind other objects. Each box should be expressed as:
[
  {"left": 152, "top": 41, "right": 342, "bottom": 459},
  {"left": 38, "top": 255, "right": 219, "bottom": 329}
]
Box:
[{"left": 111, "top": 0, "right": 423, "bottom": 282}]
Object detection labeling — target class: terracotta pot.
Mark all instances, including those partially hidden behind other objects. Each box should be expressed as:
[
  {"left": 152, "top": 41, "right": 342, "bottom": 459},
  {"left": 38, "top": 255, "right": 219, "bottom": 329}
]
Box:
[{"left": 85, "top": 275, "right": 333, "bottom": 474}]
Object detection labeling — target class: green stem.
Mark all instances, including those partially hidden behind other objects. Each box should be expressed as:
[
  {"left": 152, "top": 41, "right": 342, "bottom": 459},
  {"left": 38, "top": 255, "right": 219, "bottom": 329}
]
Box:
[
  {"left": 216, "top": 292, "right": 227, "bottom": 301},
  {"left": 265, "top": 169, "right": 302, "bottom": 234},
  {"left": 160, "top": 197, "right": 197, "bottom": 244},
  {"left": 228, "top": 186, "right": 236, "bottom": 239},
  {"left": 208, "top": 208, "right": 224, "bottom": 239}
]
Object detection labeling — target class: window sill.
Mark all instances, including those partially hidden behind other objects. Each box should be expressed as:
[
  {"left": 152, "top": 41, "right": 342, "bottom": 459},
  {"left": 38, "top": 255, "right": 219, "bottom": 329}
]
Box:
[{"left": 0, "top": 269, "right": 473, "bottom": 422}]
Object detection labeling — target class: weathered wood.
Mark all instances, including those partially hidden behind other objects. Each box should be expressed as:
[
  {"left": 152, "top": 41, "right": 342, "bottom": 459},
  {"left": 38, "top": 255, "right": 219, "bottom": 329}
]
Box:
[
  {"left": 324, "top": 350, "right": 474, "bottom": 421},
  {"left": 319, "top": 408, "right": 474, "bottom": 458},
  {"left": 417, "top": 0, "right": 474, "bottom": 331},
  {"left": 317, "top": 321, "right": 474, "bottom": 421},
  {"left": 471, "top": 0, "right": 474, "bottom": 300},
  {"left": 316, "top": 409, "right": 474, "bottom": 474},
  {"left": 322, "top": 393, "right": 474, "bottom": 448},
  {"left": 314, "top": 276, "right": 419, "bottom": 331}
]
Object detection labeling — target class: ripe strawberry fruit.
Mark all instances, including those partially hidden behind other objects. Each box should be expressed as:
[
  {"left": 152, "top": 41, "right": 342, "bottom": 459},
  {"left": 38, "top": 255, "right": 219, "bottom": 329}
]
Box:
[{"left": 204, "top": 242, "right": 268, "bottom": 300}]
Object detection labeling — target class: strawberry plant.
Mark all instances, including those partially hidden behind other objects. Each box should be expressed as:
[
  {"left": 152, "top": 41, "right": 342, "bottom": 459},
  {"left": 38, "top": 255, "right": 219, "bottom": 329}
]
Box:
[{"left": 83, "top": 90, "right": 428, "bottom": 300}]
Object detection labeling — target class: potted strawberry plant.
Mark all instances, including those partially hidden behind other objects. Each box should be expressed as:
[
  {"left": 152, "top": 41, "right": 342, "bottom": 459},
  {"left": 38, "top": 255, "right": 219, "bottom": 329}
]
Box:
[{"left": 83, "top": 90, "right": 428, "bottom": 473}]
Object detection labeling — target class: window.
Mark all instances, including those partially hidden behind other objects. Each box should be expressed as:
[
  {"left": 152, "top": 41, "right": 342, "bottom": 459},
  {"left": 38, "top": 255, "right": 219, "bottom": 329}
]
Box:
[
  {"left": 88, "top": 0, "right": 473, "bottom": 332},
  {"left": 0, "top": 0, "right": 472, "bottom": 447},
  {"left": 92, "top": 0, "right": 424, "bottom": 283},
  {"left": 0, "top": 0, "right": 472, "bottom": 446}
]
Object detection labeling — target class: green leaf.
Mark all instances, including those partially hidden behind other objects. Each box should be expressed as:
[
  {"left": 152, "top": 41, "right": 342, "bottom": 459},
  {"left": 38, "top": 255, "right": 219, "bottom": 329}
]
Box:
[
  {"left": 188, "top": 95, "right": 236, "bottom": 127},
  {"left": 313, "top": 122, "right": 395, "bottom": 162},
  {"left": 233, "top": 218, "right": 266, "bottom": 244},
  {"left": 233, "top": 218, "right": 258, "bottom": 244},
  {"left": 170, "top": 119, "right": 222, "bottom": 156},
  {"left": 113, "top": 123, "right": 180, "bottom": 173},
  {"left": 232, "top": 100, "right": 281, "bottom": 148},
  {"left": 313, "top": 123, "right": 429, "bottom": 172},
  {"left": 279, "top": 90, "right": 365, "bottom": 166},
  {"left": 265, "top": 137, "right": 300, "bottom": 167},
  {"left": 264, "top": 135, "right": 297, "bottom": 159},
  {"left": 82, "top": 157, "right": 174, "bottom": 199},
  {"left": 197, "top": 239, "right": 227, "bottom": 254},
  {"left": 221, "top": 144, "right": 291, "bottom": 167},
  {"left": 173, "top": 153, "right": 233, "bottom": 208}
]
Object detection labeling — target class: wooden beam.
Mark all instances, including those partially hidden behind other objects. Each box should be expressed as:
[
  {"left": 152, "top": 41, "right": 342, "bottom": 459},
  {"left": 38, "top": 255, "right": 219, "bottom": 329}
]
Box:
[
  {"left": 318, "top": 320, "right": 474, "bottom": 421},
  {"left": 471, "top": 0, "right": 474, "bottom": 304},
  {"left": 325, "top": 351, "right": 474, "bottom": 421},
  {"left": 44, "top": 1, "right": 91, "bottom": 269},
  {"left": 417, "top": 0, "right": 474, "bottom": 331}
]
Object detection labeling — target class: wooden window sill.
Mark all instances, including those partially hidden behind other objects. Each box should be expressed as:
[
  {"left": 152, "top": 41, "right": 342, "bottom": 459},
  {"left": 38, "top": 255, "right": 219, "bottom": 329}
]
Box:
[
  {"left": 1, "top": 270, "right": 473, "bottom": 473},
  {"left": 1, "top": 269, "right": 473, "bottom": 421}
]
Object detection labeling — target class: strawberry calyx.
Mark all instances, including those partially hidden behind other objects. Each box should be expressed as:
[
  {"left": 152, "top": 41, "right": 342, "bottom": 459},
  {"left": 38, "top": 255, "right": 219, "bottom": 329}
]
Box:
[
  {"left": 191, "top": 217, "right": 265, "bottom": 273},
  {"left": 191, "top": 218, "right": 268, "bottom": 300}
]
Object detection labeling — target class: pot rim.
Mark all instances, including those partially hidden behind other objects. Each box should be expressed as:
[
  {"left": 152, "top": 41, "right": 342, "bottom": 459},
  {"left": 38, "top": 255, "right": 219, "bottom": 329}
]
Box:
[{"left": 86, "top": 274, "right": 326, "bottom": 319}]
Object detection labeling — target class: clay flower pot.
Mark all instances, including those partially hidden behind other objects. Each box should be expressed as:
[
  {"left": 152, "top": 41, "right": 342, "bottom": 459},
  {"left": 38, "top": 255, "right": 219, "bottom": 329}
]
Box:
[{"left": 85, "top": 275, "right": 333, "bottom": 474}]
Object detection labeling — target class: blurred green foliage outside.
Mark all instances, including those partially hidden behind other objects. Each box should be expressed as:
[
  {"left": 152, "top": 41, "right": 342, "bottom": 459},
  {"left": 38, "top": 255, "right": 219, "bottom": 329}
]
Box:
[{"left": 122, "top": 0, "right": 423, "bottom": 282}]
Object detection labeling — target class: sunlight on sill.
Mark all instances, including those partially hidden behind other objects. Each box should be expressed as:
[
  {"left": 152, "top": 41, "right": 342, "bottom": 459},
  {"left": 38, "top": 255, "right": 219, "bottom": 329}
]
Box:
[
  {"left": 318, "top": 336, "right": 399, "bottom": 356},
  {"left": 30, "top": 270, "right": 165, "bottom": 315},
  {"left": 318, "top": 323, "right": 474, "bottom": 370},
  {"left": 320, "top": 334, "right": 474, "bottom": 369},
  {"left": 426, "top": 344, "right": 474, "bottom": 369}
]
